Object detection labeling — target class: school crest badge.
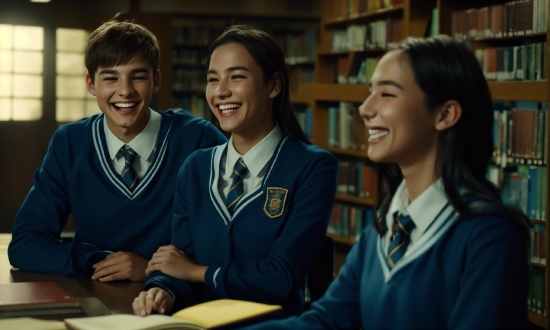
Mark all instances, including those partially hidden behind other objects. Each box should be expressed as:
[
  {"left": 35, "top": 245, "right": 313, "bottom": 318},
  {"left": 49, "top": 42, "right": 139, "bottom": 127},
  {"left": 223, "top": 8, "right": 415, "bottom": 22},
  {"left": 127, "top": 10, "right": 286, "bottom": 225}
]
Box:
[{"left": 264, "top": 187, "right": 288, "bottom": 218}]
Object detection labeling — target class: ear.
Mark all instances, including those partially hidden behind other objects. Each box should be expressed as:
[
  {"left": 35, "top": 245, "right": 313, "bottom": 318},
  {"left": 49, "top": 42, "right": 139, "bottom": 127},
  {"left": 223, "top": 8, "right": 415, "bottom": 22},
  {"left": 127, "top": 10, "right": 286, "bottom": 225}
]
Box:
[
  {"left": 435, "top": 100, "right": 462, "bottom": 131},
  {"left": 85, "top": 73, "right": 96, "bottom": 96},
  {"left": 268, "top": 72, "right": 282, "bottom": 99},
  {"left": 153, "top": 70, "right": 161, "bottom": 94}
]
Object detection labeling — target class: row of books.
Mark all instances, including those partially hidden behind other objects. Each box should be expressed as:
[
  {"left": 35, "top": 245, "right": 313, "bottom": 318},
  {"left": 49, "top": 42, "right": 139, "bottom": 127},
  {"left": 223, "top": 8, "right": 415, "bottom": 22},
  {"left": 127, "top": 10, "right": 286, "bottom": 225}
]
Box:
[
  {"left": 289, "top": 68, "right": 315, "bottom": 93},
  {"left": 475, "top": 43, "right": 546, "bottom": 82},
  {"left": 173, "top": 24, "right": 225, "bottom": 47},
  {"left": 529, "top": 268, "right": 546, "bottom": 315},
  {"left": 328, "top": 102, "right": 367, "bottom": 151},
  {"left": 487, "top": 164, "right": 547, "bottom": 221},
  {"left": 335, "top": 53, "right": 378, "bottom": 84},
  {"left": 172, "top": 68, "right": 206, "bottom": 93},
  {"left": 328, "top": 203, "right": 374, "bottom": 239},
  {"left": 451, "top": 0, "right": 548, "bottom": 41},
  {"left": 530, "top": 223, "right": 546, "bottom": 265},
  {"left": 276, "top": 29, "right": 316, "bottom": 65},
  {"left": 337, "top": 160, "right": 377, "bottom": 198},
  {"left": 171, "top": 95, "right": 212, "bottom": 122},
  {"left": 172, "top": 49, "right": 208, "bottom": 66},
  {"left": 330, "top": 18, "right": 403, "bottom": 52},
  {"left": 294, "top": 107, "right": 313, "bottom": 140},
  {"left": 329, "top": 0, "right": 405, "bottom": 21},
  {"left": 491, "top": 101, "right": 548, "bottom": 167}
]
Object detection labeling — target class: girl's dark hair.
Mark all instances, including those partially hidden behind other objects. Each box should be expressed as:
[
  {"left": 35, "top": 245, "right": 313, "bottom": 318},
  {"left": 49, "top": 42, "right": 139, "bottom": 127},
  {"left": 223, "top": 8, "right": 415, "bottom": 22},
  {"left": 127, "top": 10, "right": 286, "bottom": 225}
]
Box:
[
  {"left": 85, "top": 21, "right": 160, "bottom": 82},
  {"left": 374, "top": 35, "right": 530, "bottom": 237},
  {"left": 206, "top": 25, "right": 309, "bottom": 142}
]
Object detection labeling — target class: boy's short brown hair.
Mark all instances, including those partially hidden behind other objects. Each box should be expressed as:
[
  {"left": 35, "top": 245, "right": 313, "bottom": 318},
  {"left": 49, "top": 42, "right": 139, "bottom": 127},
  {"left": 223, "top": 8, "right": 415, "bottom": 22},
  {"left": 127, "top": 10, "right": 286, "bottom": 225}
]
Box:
[{"left": 84, "top": 21, "right": 160, "bottom": 82}]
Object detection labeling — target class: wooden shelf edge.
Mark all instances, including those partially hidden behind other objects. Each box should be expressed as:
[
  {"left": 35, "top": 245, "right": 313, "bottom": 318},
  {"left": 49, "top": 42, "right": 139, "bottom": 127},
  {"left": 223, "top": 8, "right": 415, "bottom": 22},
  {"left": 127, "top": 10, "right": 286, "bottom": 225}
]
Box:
[
  {"left": 324, "top": 5, "right": 405, "bottom": 27},
  {"left": 327, "top": 233, "right": 358, "bottom": 246},
  {"left": 299, "top": 83, "right": 369, "bottom": 103},
  {"left": 336, "top": 194, "right": 376, "bottom": 206},
  {"left": 488, "top": 81, "right": 548, "bottom": 102},
  {"left": 529, "top": 311, "right": 547, "bottom": 329}
]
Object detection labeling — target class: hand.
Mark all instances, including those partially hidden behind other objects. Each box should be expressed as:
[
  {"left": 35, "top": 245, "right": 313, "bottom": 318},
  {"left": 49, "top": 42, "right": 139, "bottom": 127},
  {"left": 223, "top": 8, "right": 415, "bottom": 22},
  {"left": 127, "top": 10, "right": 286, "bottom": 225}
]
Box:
[
  {"left": 146, "top": 245, "right": 207, "bottom": 282},
  {"left": 92, "top": 251, "right": 148, "bottom": 282},
  {"left": 132, "top": 288, "right": 173, "bottom": 316}
]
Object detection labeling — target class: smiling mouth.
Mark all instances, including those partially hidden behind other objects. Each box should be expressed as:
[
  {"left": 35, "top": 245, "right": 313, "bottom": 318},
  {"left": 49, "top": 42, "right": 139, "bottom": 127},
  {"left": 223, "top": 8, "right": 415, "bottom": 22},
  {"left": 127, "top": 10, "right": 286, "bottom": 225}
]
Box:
[
  {"left": 113, "top": 102, "right": 137, "bottom": 112},
  {"left": 218, "top": 103, "right": 241, "bottom": 114},
  {"left": 368, "top": 129, "right": 389, "bottom": 140}
]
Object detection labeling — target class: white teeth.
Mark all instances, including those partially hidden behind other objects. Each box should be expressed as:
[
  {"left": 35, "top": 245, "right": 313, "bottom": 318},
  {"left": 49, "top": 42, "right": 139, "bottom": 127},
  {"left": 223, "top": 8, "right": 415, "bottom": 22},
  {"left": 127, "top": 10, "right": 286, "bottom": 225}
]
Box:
[
  {"left": 368, "top": 129, "right": 389, "bottom": 140},
  {"left": 114, "top": 102, "right": 136, "bottom": 108},
  {"left": 219, "top": 104, "right": 240, "bottom": 112}
]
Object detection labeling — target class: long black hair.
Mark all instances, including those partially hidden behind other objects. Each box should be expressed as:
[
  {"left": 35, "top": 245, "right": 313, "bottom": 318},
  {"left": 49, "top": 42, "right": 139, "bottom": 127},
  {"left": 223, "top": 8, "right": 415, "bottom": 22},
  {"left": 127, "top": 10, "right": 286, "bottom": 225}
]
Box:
[
  {"left": 205, "top": 25, "right": 309, "bottom": 142},
  {"left": 374, "top": 35, "right": 530, "bottom": 238}
]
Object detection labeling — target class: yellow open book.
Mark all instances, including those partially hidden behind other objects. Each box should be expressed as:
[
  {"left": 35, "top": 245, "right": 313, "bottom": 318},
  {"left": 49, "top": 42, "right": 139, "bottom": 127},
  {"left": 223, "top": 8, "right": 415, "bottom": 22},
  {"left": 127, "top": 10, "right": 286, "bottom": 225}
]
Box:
[{"left": 64, "top": 299, "right": 282, "bottom": 330}]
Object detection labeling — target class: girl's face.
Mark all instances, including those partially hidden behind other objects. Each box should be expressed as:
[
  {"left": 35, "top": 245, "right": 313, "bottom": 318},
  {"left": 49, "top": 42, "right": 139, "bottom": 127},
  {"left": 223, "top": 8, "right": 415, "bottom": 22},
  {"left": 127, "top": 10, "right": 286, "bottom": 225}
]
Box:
[
  {"left": 206, "top": 42, "right": 279, "bottom": 142},
  {"left": 359, "top": 50, "right": 441, "bottom": 169}
]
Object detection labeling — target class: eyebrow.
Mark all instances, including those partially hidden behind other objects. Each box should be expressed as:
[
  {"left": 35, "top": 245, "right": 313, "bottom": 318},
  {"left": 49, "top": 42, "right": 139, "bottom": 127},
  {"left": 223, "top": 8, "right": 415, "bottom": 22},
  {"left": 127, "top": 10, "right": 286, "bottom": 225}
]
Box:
[
  {"left": 98, "top": 67, "right": 150, "bottom": 75},
  {"left": 368, "top": 80, "right": 404, "bottom": 90},
  {"left": 207, "top": 66, "right": 251, "bottom": 75}
]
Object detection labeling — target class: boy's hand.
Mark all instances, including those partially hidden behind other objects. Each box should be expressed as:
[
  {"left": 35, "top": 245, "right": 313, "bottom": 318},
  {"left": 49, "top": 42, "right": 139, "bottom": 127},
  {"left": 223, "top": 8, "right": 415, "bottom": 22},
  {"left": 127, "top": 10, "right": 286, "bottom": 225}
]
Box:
[
  {"left": 146, "top": 245, "right": 207, "bottom": 282},
  {"left": 92, "top": 251, "right": 148, "bottom": 282},
  {"left": 132, "top": 288, "right": 173, "bottom": 316}
]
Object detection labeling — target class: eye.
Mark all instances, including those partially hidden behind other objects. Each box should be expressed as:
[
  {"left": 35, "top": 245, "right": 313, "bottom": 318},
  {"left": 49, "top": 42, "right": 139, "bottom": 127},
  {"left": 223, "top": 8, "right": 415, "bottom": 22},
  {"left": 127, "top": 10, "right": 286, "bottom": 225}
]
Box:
[
  {"left": 103, "top": 77, "right": 116, "bottom": 81},
  {"left": 381, "top": 92, "right": 395, "bottom": 97},
  {"left": 231, "top": 74, "right": 245, "bottom": 80},
  {"left": 207, "top": 77, "right": 218, "bottom": 83},
  {"left": 133, "top": 75, "right": 147, "bottom": 81}
]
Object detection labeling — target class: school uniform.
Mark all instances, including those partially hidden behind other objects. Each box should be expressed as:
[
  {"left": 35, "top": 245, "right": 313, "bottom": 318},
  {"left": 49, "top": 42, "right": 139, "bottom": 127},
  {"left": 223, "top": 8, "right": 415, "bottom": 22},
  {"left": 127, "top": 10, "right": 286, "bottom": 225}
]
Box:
[
  {"left": 144, "top": 126, "right": 339, "bottom": 315},
  {"left": 8, "top": 109, "right": 227, "bottom": 277},
  {"left": 243, "top": 179, "right": 529, "bottom": 329}
]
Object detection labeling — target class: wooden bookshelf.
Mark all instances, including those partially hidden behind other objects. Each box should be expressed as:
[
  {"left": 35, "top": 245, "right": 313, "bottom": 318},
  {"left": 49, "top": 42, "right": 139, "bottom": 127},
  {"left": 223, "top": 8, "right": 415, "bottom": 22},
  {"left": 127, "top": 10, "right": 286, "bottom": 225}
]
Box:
[
  {"left": 301, "top": 1, "right": 550, "bottom": 325},
  {"left": 308, "top": 0, "right": 435, "bottom": 274}
]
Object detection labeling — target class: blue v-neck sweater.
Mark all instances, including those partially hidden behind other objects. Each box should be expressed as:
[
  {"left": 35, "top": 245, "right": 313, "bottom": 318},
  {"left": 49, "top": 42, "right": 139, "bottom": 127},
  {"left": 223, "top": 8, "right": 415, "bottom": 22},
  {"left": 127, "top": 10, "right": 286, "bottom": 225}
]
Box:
[
  {"left": 9, "top": 110, "right": 227, "bottom": 277},
  {"left": 243, "top": 206, "right": 529, "bottom": 329},
  {"left": 144, "top": 136, "right": 339, "bottom": 315}
]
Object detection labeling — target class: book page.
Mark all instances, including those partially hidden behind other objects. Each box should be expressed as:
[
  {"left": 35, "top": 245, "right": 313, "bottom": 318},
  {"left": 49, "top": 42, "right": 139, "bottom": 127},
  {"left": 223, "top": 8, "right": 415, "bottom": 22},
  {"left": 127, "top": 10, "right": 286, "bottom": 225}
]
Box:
[
  {"left": 172, "top": 299, "right": 282, "bottom": 328},
  {"left": 0, "top": 317, "right": 65, "bottom": 330},
  {"left": 64, "top": 314, "right": 203, "bottom": 330}
]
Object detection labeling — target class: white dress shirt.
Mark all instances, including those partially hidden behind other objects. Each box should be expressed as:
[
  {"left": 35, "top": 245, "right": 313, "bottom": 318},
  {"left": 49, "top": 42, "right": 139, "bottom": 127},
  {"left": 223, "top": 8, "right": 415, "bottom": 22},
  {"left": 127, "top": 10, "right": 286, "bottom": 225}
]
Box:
[
  {"left": 384, "top": 178, "right": 448, "bottom": 252},
  {"left": 104, "top": 109, "right": 161, "bottom": 180},
  {"left": 219, "top": 124, "right": 283, "bottom": 201}
]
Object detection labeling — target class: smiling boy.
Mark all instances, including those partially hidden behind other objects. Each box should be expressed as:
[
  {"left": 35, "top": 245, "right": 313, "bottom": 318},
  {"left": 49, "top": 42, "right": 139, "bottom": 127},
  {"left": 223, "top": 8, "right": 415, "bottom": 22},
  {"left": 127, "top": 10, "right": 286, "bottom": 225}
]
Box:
[{"left": 8, "top": 21, "right": 227, "bottom": 281}]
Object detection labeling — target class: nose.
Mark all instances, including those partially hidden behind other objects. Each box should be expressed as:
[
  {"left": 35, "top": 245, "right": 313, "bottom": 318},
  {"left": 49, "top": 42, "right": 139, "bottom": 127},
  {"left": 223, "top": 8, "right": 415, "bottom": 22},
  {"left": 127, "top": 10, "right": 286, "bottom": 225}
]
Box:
[
  {"left": 215, "top": 79, "right": 231, "bottom": 99},
  {"left": 118, "top": 77, "right": 135, "bottom": 98},
  {"left": 358, "top": 94, "right": 375, "bottom": 121}
]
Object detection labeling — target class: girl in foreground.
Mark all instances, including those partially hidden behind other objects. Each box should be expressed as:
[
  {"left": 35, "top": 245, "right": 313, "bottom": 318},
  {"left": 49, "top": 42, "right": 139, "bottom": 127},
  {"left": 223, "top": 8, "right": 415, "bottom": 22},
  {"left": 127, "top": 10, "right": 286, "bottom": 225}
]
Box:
[
  {"left": 132, "top": 25, "right": 338, "bottom": 316},
  {"left": 244, "top": 35, "right": 530, "bottom": 329}
]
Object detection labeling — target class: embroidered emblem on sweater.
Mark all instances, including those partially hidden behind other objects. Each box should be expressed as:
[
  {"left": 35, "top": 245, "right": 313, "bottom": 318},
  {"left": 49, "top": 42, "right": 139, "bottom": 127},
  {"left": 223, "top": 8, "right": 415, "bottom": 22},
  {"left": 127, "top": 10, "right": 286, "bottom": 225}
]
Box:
[{"left": 264, "top": 187, "right": 288, "bottom": 218}]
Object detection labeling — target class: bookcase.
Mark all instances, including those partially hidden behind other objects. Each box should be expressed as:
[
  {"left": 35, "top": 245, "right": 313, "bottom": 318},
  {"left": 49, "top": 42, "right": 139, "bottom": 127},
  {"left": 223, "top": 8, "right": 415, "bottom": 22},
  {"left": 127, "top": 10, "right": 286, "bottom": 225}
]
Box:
[
  {"left": 169, "top": 14, "right": 318, "bottom": 126},
  {"left": 296, "top": 0, "right": 436, "bottom": 275},
  {"left": 298, "top": 0, "right": 550, "bottom": 326}
]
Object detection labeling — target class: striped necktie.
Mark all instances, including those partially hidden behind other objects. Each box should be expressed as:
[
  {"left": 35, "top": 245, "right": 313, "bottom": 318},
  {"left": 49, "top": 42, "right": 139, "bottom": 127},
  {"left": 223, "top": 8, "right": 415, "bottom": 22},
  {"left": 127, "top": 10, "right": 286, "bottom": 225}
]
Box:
[
  {"left": 387, "top": 213, "right": 415, "bottom": 268},
  {"left": 120, "top": 145, "right": 138, "bottom": 191},
  {"left": 226, "top": 158, "right": 248, "bottom": 215}
]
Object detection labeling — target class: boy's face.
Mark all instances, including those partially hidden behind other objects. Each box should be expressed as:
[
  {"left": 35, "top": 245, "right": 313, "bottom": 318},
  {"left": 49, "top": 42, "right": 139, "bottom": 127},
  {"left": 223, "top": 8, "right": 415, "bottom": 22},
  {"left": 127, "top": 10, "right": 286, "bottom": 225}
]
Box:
[{"left": 85, "top": 55, "right": 161, "bottom": 142}]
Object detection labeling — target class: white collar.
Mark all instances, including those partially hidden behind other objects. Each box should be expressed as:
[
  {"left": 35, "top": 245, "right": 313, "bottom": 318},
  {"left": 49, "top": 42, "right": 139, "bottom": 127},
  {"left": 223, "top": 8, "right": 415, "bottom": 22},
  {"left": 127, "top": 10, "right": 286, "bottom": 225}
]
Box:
[
  {"left": 104, "top": 109, "right": 161, "bottom": 161},
  {"left": 387, "top": 178, "right": 447, "bottom": 235},
  {"left": 225, "top": 124, "right": 283, "bottom": 177}
]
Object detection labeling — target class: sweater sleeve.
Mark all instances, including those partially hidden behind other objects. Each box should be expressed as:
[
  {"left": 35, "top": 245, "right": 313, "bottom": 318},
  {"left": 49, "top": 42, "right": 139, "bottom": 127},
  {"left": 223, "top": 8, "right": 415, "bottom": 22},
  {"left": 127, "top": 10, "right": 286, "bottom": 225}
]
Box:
[
  {"left": 448, "top": 216, "right": 529, "bottom": 329},
  {"left": 239, "top": 227, "right": 371, "bottom": 330},
  {"left": 8, "top": 129, "right": 109, "bottom": 276}
]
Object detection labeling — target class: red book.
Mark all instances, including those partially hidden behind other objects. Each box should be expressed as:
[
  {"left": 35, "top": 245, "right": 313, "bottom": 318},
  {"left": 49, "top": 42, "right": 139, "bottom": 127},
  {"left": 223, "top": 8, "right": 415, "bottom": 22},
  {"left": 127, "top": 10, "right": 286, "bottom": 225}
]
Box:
[{"left": 0, "top": 282, "right": 82, "bottom": 317}]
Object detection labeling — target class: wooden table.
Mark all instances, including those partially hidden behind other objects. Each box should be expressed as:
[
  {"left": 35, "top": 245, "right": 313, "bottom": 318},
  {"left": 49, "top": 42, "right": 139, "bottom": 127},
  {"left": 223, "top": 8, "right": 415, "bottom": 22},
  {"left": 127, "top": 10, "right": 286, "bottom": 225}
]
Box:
[{"left": 0, "top": 234, "right": 144, "bottom": 318}]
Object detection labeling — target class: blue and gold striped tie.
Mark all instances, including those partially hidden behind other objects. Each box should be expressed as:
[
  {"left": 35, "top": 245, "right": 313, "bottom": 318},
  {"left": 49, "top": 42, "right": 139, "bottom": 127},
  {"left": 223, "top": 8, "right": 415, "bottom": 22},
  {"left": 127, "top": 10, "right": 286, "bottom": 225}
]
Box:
[
  {"left": 120, "top": 145, "right": 138, "bottom": 191},
  {"left": 387, "top": 213, "right": 415, "bottom": 268},
  {"left": 226, "top": 158, "right": 248, "bottom": 215}
]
